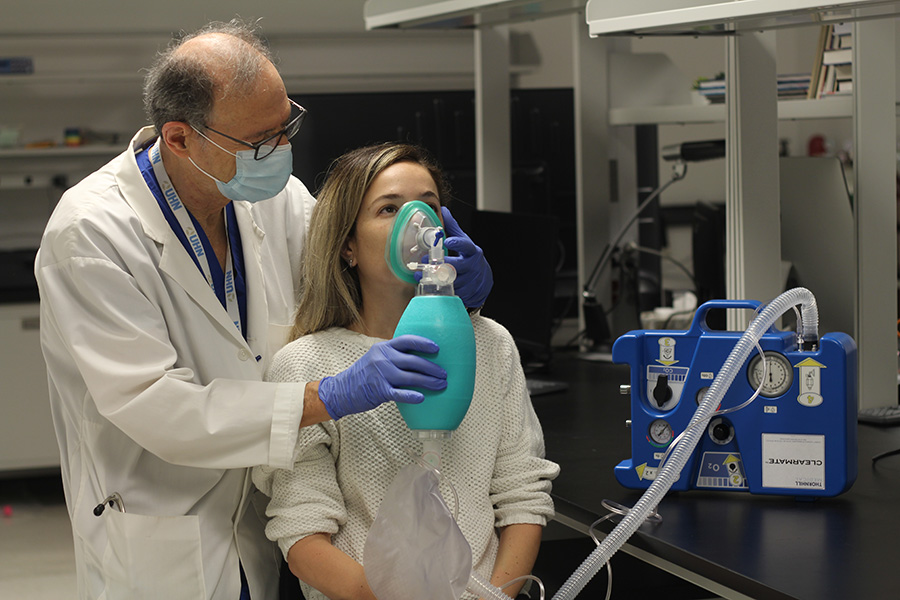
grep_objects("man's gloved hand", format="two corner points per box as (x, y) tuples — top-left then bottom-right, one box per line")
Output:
(440, 206), (493, 308)
(318, 335), (447, 420)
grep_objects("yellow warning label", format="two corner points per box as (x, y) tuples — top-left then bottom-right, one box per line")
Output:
(794, 357), (826, 368)
(635, 463), (658, 481)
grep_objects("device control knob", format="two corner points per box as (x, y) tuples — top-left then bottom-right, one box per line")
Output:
(712, 422), (731, 442)
(625, 419), (632, 428)
(652, 375), (673, 407)
(619, 384), (631, 396)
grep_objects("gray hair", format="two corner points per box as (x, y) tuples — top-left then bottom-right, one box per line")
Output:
(143, 18), (276, 132)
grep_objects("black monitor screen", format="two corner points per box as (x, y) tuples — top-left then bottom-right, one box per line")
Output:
(467, 209), (560, 369)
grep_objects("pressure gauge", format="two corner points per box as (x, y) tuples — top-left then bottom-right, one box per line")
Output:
(648, 419), (674, 447)
(747, 351), (793, 398)
(696, 387), (709, 406)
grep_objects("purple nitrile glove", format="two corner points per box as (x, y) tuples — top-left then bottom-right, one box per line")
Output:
(438, 206), (493, 308)
(318, 335), (447, 420)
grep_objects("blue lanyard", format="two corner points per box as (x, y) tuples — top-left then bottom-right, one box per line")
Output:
(137, 142), (247, 338)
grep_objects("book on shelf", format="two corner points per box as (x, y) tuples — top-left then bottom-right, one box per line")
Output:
(823, 48), (852, 65)
(832, 21), (852, 37)
(807, 25), (829, 99)
(777, 73), (811, 96)
(698, 79), (724, 90)
(693, 71), (811, 103)
(823, 79), (853, 97)
(778, 73), (811, 99)
(778, 72), (811, 83)
(0, 57), (34, 75)
(832, 64), (852, 80)
(809, 24), (853, 99)
(696, 76), (725, 103)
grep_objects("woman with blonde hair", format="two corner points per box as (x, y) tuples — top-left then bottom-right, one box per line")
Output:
(253, 142), (559, 600)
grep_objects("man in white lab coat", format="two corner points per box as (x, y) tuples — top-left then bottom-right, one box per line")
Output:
(34, 19), (492, 600)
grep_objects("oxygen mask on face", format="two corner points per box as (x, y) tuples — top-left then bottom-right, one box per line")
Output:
(386, 201), (457, 296)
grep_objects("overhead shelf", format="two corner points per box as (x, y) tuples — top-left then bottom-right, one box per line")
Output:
(586, 0), (900, 36)
(609, 96), (862, 125)
(364, 0), (584, 29)
(0, 144), (122, 159)
(0, 73), (142, 86)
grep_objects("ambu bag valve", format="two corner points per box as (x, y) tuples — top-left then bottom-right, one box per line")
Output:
(389, 202), (476, 438)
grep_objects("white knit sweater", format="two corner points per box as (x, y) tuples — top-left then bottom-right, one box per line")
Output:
(252, 315), (559, 600)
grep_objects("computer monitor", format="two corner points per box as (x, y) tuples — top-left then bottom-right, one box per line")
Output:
(466, 209), (560, 369)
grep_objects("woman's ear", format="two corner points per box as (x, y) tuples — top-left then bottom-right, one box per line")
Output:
(340, 239), (355, 266)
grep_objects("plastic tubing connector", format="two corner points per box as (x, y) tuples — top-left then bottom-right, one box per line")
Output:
(549, 287), (819, 600)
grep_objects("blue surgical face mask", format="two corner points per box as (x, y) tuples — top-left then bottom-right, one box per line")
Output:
(189, 128), (293, 203)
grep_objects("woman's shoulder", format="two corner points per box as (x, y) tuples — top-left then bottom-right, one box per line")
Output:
(471, 314), (522, 366)
(274, 328), (337, 357)
(473, 314), (516, 347)
(267, 327), (366, 382)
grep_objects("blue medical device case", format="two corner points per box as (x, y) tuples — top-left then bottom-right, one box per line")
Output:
(612, 299), (858, 498)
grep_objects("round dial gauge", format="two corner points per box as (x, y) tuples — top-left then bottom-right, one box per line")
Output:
(648, 419), (674, 447)
(696, 387), (709, 406)
(747, 351), (793, 398)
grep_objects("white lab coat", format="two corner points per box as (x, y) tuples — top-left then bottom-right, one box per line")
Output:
(35, 127), (315, 599)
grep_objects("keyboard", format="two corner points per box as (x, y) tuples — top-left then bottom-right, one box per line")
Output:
(857, 405), (900, 426)
(525, 378), (569, 397)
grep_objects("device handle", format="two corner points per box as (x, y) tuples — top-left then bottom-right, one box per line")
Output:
(687, 299), (775, 335)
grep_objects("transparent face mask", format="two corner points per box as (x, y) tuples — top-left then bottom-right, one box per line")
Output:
(385, 201), (443, 284)
(385, 200), (457, 295)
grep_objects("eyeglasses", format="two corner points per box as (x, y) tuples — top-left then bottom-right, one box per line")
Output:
(202, 98), (307, 160)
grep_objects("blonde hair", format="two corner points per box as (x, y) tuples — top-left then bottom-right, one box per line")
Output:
(291, 142), (451, 339)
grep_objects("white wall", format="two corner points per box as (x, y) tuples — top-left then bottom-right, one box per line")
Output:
(1, 0), (370, 36)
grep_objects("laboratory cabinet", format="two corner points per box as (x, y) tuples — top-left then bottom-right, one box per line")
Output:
(0, 302), (58, 472)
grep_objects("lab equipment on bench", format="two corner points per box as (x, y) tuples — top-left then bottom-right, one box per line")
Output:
(546, 288), (849, 600)
(612, 297), (857, 498)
